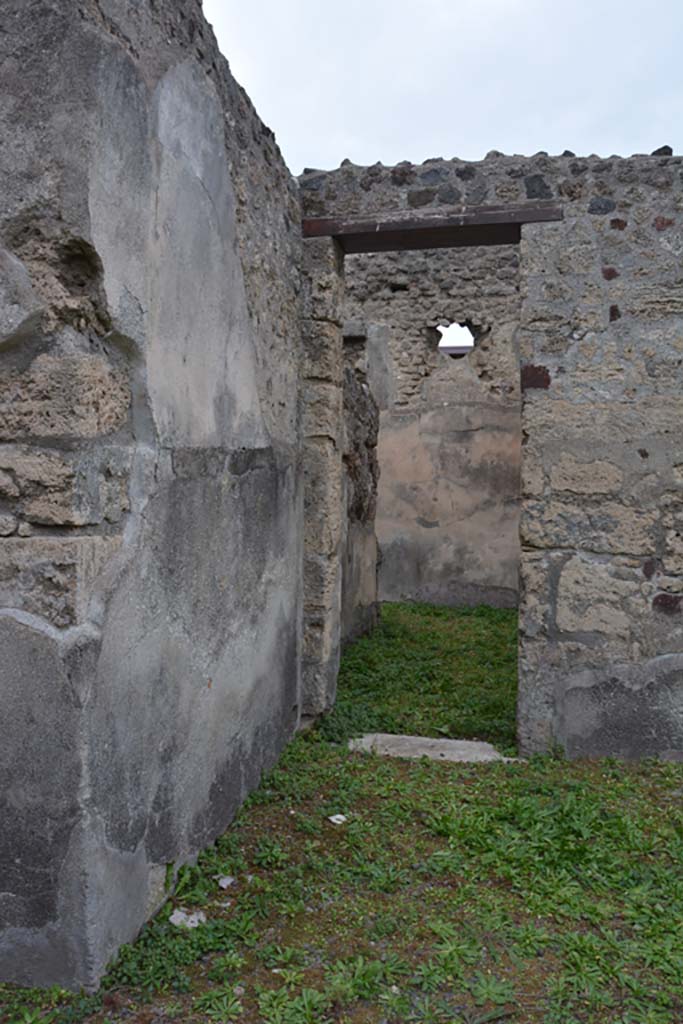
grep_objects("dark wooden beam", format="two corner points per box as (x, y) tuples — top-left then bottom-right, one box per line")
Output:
(302, 202), (563, 253)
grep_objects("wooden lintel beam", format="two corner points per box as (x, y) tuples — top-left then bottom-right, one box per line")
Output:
(302, 202), (563, 253)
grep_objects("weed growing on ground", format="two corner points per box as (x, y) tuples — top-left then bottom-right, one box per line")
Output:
(2, 604), (683, 1023)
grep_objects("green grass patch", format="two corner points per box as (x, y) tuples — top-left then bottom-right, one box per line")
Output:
(2, 603), (683, 1024)
(320, 602), (518, 750)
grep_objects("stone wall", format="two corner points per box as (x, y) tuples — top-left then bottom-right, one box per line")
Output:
(344, 246), (521, 607)
(302, 150), (683, 760)
(341, 333), (380, 643)
(300, 238), (345, 717)
(3, 0), (683, 991)
(0, 0), (302, 989)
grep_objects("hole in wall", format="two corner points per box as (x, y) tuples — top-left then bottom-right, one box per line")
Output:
(435, 320), (476, 359)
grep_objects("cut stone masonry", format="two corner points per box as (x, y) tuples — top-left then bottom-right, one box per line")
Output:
(300, 238), (345, 716)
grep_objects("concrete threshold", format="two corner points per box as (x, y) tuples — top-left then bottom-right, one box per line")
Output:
(348, 732), (517, 763)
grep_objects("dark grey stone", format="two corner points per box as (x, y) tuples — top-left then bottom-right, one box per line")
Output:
(419, 167), (449, 185)
(437, 184), (462, 204)
(524, 174), (553, 199)
(407, 188), (437, 208)
(300, 175), (326, 192)
(588, 196), (617, 214)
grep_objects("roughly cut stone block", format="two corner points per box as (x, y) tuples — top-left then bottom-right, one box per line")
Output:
(663, 514), (683, 573)
(0, 537), (121, 627)
(302, 237), (345, 324)
(0, 514), (17, 536)
(302, 319), (344, 384)
(521, 455), (545, 498)
(550, 455), (623, 494)
(521, 499), (657, 556)
(0, 248), (44, 345)
(0, 354), (130, 441)
(556, 554), (640, 638)
(17, 447), (130, 527)
(301, 382), (343, 442)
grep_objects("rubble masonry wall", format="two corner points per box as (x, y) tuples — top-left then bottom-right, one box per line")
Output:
(301, 150), (683, 759)
(345, 245), (521, 608)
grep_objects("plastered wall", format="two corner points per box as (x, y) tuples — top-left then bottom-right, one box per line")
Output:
(345, 246), (521, 607)
(0, 0), (302, 989)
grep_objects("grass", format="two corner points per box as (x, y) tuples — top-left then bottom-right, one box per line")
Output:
(321, 603), (518, 751)
(2, 603), (683, 1024)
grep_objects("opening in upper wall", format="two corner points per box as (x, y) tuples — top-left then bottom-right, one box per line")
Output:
(436, 321), (475, 359)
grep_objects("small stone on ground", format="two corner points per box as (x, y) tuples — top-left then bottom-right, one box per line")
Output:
(169, 909), (206, 929)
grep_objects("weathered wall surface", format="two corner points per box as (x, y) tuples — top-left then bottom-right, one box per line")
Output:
(302, 150), (683, 760)
(300, 238), (345, 717)
(341, 335), (380, 643)
(0, 0), (302, 989)
(3, 0), (683, 991)
(344, 247), (521, 607)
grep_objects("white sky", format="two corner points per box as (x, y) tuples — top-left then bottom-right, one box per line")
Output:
(202, 0), (682, 176)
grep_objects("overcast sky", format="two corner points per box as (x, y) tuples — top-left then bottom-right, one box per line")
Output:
(203, 0), (681, 176)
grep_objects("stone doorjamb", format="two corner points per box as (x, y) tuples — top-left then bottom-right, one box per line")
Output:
(301, 237), (346, 716)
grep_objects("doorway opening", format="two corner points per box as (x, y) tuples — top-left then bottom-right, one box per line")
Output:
(301, 200), (562, 750)
(335, 243), (522, 749)
(344, 244), (522, 610)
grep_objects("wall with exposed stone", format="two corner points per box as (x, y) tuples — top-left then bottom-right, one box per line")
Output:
(3, 0), (683, 994)
(341, 334), (380, 643)
(300, 237), (345, 718)
(301, 149), (683, 760)
(0, 0), (302, 990)
(344, 245), (521, 608)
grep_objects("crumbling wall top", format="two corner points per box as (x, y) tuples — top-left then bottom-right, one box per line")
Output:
(300, 148), (682, 220)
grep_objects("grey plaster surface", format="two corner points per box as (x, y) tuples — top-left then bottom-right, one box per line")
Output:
(0, 0), (302, 990)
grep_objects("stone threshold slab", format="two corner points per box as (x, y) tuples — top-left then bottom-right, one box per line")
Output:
(348, 732), (517, 763)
